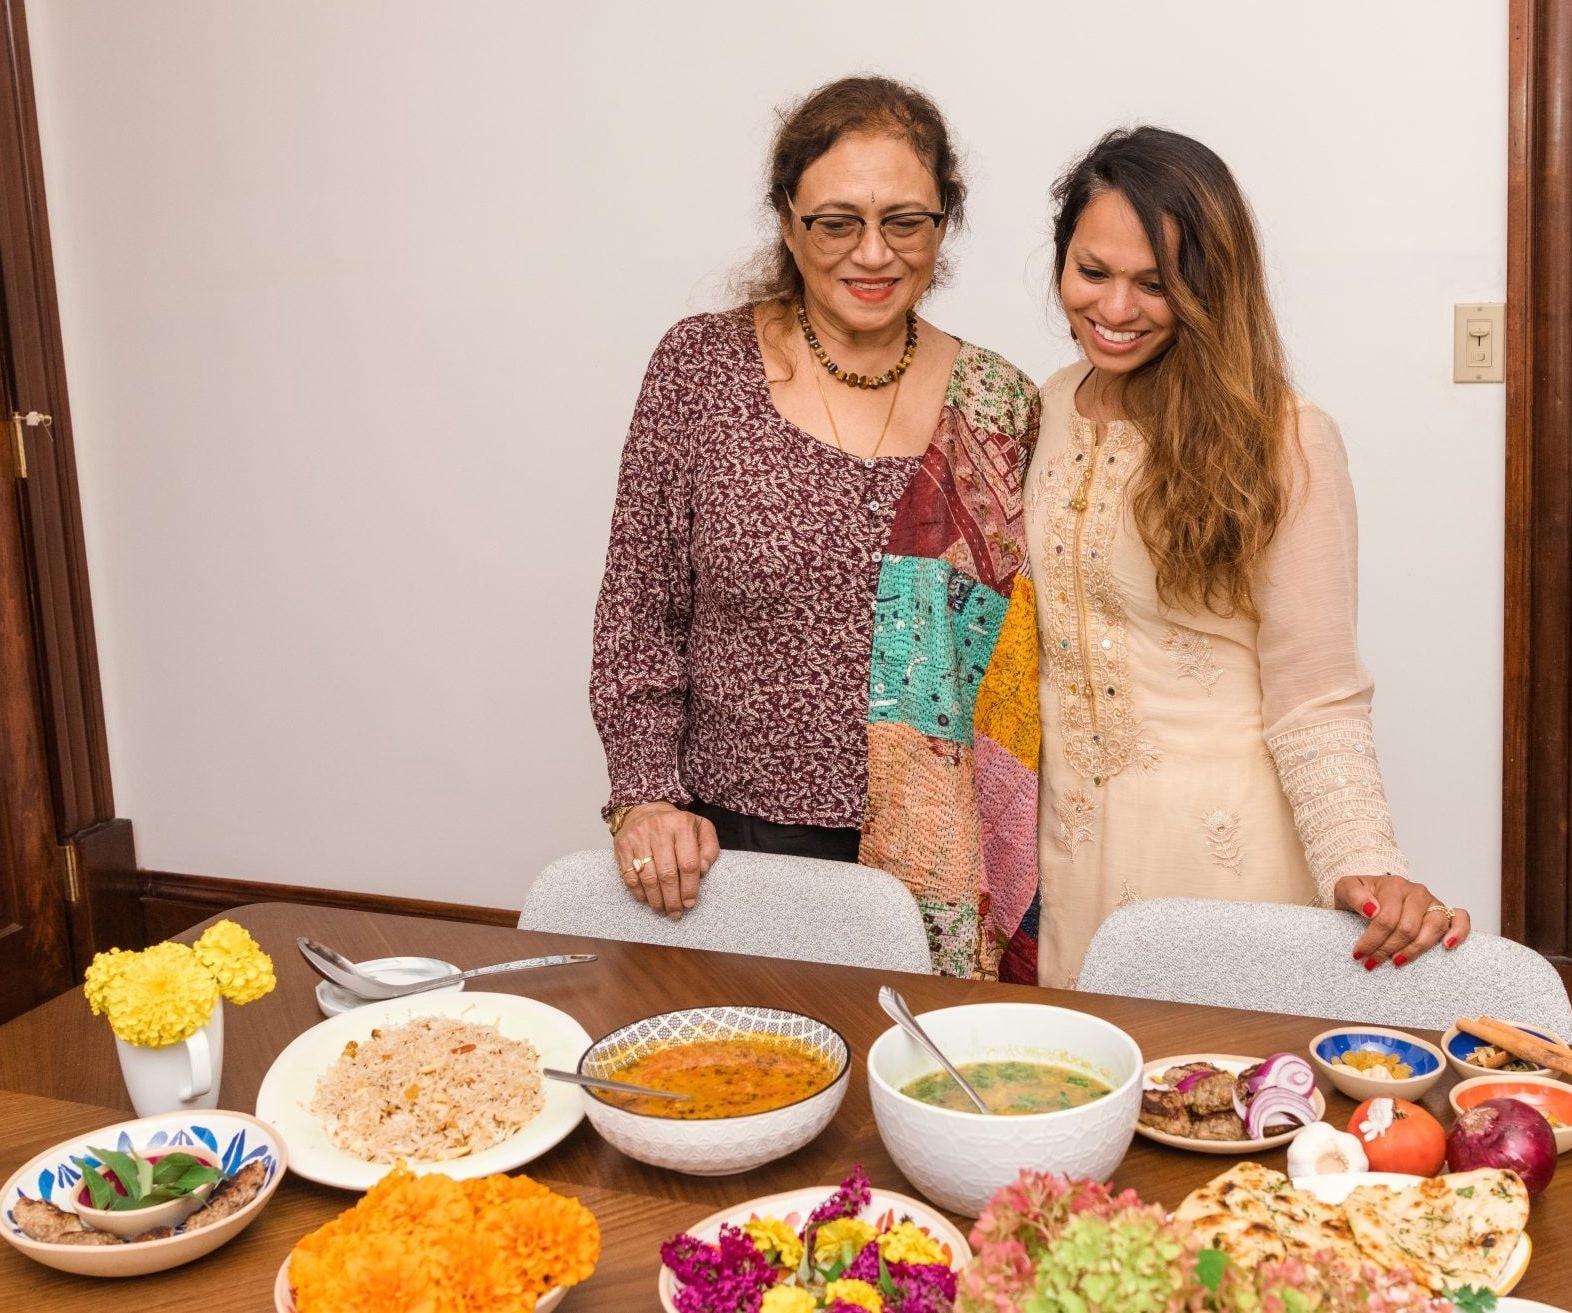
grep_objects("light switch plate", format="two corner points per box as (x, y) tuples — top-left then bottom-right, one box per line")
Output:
(1454, 302), (1505, 383)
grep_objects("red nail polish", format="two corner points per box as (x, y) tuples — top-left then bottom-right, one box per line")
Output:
(1393, 954), (1407, 966)
(1362, 901), (1377, 917)
(1352, 950), (1364, 960)
(1445, 936), (1457, 949)
(1364, 957), (1378, 971)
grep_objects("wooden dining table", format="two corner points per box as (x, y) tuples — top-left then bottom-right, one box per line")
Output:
(1, 902), (1568, 1309)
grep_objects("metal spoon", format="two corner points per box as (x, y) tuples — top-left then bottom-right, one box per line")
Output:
(877, 984), (991, 1115)
(297, 937), (596, 1000)
(542, 1067), (692, 1102)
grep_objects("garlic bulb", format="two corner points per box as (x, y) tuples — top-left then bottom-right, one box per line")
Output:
(1286, 1120), (1370, 1178)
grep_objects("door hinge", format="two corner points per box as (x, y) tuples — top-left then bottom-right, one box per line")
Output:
(58, 840), (82, 904)
(8, 410), (52, 480)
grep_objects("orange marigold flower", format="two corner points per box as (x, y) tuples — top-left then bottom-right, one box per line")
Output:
(287, 1169), (597, 1313)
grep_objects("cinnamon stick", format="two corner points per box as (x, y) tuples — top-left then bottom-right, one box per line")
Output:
(1457, 1016), (1572, 1077)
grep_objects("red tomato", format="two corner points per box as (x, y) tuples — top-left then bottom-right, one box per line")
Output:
(1347, 1097), (1447, 1176)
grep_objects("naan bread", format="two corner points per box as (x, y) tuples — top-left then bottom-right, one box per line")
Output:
(1173, 1162), (1361, 1268)
(1342, 1169), (1529, 1293)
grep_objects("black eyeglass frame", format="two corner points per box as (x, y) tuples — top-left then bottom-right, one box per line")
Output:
(782, 192), (947, 247)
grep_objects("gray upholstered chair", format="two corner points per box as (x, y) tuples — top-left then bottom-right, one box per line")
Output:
(518, 848), (934, 974)
(1076, 897), (1572, 1033)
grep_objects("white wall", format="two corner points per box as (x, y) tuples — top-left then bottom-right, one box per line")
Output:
(25, 1), (1507, 926)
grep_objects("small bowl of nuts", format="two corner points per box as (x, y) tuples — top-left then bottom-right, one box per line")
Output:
(1308, 1026), (1445, 1103)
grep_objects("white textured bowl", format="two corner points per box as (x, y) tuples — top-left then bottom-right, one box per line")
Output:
(578, 1005), (849, 1175)
(868, 1002), (1143, 1217)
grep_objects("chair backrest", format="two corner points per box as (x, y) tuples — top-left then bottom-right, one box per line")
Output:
(518, 849), (934, 974)
(1076, 897), (1572, 1034)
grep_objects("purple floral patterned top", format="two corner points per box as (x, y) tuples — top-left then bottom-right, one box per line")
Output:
(592, 307), (921, 825)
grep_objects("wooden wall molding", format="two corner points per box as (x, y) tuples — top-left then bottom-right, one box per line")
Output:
(135, 871), (518, 946)
(1502, 0), (1572, 991)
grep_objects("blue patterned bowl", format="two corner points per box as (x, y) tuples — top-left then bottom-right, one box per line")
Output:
(1308, 1026), (1444, 1102)
(1, 1109), (286, 1277)
(1442, 1021), (1566, 1082)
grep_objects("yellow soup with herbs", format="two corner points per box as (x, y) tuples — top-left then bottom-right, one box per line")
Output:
(599, 1034), (839, 1119)
(900, 1060), (1111, 1115)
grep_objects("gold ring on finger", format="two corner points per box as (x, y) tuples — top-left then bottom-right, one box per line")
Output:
(1426, 901), (1455, 921)
(631, 856), (654, 873)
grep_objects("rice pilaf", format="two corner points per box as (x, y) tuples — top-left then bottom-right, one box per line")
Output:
(309, 1014), (544, 1162)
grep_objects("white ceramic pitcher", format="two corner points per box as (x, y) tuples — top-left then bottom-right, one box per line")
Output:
(114, 998), (225, 1116)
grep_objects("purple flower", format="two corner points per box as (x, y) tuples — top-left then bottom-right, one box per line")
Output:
(807, 1166), (873, 1227)
(840, 1244), (956, 1312)
(661, 1227), (774, 1313)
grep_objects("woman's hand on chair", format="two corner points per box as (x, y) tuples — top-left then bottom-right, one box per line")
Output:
(1334, 873), (1471, 969)
(614, 803), (719, 920)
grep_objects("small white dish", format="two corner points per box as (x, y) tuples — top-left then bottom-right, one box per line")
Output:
(314, 955), (463, 1017)
(69, 1143), (222, 1238)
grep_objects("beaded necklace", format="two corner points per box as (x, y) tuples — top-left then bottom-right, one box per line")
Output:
(796, 302), (918, 389)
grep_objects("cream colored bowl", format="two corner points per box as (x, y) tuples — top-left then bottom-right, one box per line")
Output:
(1, 1110), (285, 1278)
(868, 1001), (1143, 1217)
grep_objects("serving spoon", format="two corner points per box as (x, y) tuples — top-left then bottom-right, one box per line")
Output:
(542, 1068), (692, 1102)
(877, 984), (991, 1115)
(297, 936), (596, 1000)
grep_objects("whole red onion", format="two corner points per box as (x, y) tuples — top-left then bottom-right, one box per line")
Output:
(1445, 1097), (1558, 1196)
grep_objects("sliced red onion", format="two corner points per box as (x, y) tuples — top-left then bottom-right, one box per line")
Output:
(1249, 1052), (1316, 1099)
(1243, 1086), (1317, 1139)
(1174, 1069), (1215, 1093)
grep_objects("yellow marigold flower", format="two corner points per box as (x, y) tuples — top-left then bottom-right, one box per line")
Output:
(814, 1217), (876, 1265)
(193, 919), (276, 1005)
(83, 948), (128, 1015)
(100, 942), (218, 1047)
(823, 1277), (884, 1311)
(761, 1286), (818, 1313)
(876, 1219), (947, 1266)
(743, 1216), (804, 1270)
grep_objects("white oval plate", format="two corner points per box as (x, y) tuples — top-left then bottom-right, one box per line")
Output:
(656, 1186), (971, 1313)
(255, 991), (592, 1190)
(1293, 1171), (1530, 1296)
(1136, 1053), (1324, 1155)
(314, 955), (464, 1017)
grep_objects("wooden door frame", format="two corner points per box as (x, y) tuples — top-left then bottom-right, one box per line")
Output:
(1502, 0), (1572, 987)
(0, 0), (138, 977)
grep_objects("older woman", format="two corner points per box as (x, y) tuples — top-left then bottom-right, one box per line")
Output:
(1028, 126), (1470, 987)
(591, 76), (1041, 979)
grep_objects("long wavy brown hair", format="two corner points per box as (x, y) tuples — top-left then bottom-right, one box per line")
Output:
(1052, 127), (1297, 620)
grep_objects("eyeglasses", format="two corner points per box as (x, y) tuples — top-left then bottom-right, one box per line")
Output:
(787, 197), (946, 254)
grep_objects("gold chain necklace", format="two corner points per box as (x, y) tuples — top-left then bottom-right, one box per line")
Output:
(796, 302), (918, 388)
(812, 357), (903, 466)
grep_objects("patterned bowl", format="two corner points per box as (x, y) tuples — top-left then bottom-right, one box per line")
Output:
(1441, 1021), (1567, 1082)
(1308, 1026), (1445, 1102)
(867, 1001), (1143, 1217)
(1, 1109), (285, 1278)
(577, 1005), (849, 1175)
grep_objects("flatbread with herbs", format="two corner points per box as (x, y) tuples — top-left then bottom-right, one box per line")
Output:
(1173, 1162), (1361, 1267)
(1341, 1168), (1528, 1292)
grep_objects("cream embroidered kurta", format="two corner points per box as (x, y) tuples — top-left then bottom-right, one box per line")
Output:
(1025, 363), (1408, 988)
